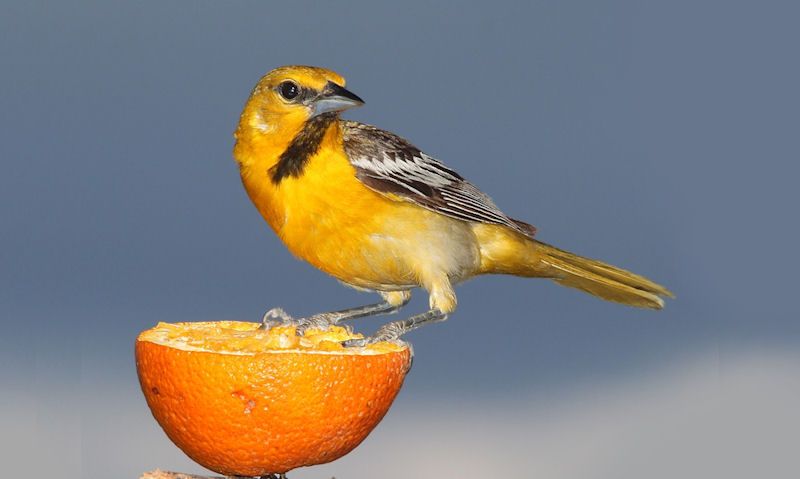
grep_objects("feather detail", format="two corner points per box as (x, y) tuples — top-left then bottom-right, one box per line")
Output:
(342, 121), (536, 238)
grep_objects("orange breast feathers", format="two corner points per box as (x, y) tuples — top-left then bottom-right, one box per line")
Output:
(236, 120), (443, 290)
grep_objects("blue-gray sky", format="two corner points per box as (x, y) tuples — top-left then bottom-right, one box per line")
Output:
(1, 1), (798, 478)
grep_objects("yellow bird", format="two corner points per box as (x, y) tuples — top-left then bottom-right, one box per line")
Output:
(233, 65), (672, 345)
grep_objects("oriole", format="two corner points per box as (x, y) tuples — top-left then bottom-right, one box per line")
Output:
(233, 65), (672, 344)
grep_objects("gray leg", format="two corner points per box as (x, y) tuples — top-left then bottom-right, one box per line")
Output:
(343, 309), (449, 347)
(259, 291), (412, 333)
(294, 299), (407, 335)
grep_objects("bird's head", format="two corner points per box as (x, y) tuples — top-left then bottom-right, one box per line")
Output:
(235, 65), (363, 140)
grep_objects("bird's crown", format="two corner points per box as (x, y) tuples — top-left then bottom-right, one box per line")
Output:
(255, 65), (347, 96)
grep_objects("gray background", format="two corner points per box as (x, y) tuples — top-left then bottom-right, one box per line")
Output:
(1, 1), (798, 478)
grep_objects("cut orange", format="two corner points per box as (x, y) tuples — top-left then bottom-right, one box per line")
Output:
(136, 321), (412, 476)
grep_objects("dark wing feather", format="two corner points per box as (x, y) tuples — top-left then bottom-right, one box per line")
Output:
(342, 121), (536, 238)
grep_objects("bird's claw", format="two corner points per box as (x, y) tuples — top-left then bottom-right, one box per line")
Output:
(259, 307), (294, 330)
(341, 325), (398, 347)
(261, 309), (347, 336)
(294, 313), (338, 336)
(341, 337), (370, 348)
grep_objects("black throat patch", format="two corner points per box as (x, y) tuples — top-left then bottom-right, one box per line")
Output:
(270, 113), (336, 184)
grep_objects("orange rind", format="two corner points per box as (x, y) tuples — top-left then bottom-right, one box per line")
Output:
(136, 321), (411, 476)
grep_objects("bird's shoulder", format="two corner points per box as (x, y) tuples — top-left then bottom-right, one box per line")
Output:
(339, 120), (536, 238)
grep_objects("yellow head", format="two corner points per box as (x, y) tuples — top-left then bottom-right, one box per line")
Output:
(235, 65), (363, 142)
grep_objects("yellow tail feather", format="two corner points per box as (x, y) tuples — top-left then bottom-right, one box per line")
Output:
(474, 224), (672, 309)
(532, 241), (673, 309)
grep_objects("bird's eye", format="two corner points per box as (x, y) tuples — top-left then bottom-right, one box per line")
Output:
(278, 81), (300, 100)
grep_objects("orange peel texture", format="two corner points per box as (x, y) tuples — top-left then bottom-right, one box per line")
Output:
(136, 321), (412, 476)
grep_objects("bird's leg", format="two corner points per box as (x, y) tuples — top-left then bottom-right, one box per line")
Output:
(295, 291), (411, 335)
(259, 291), (411, 333)
(260, 303), (395, 332)
(295, 301), (398, 332)
(342, 308), (448, 347)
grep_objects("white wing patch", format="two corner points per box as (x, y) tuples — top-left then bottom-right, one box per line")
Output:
(342, 121), (536, 238)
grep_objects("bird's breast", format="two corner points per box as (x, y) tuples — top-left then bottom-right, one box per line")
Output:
(240, 145), (481, 289)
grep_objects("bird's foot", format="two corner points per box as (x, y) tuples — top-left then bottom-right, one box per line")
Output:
(294, 312), (342, 336)
(259, 307), (295, 330)
(341, 322), (403, 347)
(260, 308), (345, 336)
(341, 309), (448, 347)
(341, 337), (375, 347)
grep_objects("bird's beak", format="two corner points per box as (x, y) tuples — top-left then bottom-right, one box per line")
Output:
(312, 81), (364, 117)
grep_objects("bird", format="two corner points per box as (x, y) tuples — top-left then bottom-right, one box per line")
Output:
(233, 65), (672, 345)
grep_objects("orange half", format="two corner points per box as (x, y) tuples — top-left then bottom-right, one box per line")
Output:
(136, 321), (412, 476)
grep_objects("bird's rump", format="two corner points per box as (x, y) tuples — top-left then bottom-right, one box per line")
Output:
(342, 121), (536, 238)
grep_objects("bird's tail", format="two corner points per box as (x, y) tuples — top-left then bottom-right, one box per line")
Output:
(528, 241), (673, 309)
(475, 225), (673, 309)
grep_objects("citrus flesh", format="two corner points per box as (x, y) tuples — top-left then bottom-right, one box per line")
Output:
(136, 321), (411, 476)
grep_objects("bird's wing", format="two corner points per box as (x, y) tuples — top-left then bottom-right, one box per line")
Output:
(342, 121), (536, 238)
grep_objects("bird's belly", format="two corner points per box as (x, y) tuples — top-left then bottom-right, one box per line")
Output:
(279, 197), (481, 291)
